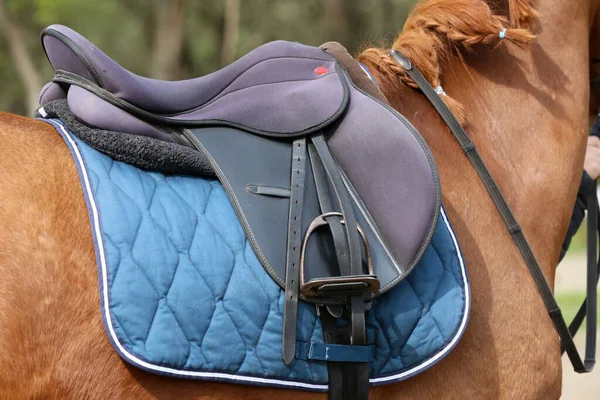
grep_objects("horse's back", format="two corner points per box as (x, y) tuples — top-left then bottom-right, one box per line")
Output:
(0, 113), (104, 398)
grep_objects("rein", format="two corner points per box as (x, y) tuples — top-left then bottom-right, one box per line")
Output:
(389, 50), (598, 373)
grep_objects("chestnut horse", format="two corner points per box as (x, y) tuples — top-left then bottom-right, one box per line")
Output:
(0, 0), (597, 398)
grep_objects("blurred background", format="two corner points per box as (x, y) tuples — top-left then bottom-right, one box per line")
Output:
(0, 0), (416, 115)
(0, 0), (597, 397)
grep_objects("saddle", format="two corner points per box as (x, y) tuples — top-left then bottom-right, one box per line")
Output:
(40, 25), (441, 399)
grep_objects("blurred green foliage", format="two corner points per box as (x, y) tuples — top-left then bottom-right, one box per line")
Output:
(0, 0), (418, 115)
(567, 219), (588, 254)
(556, 292), (600, 326)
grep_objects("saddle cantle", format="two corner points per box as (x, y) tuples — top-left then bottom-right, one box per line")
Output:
(39, 25), (443, 398)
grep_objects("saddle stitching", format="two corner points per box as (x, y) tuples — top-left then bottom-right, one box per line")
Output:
(42, 28), (104, 88)
(339, 77), (442, 290)
(167, 56), (341, 118)
(336, 168), (405, 280)
(183, 131), (285, 287)
(168, 75), (340, 119)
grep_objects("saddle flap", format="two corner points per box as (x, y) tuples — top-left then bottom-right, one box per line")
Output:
(188, 76), (440, 295)
(190, 126), (405, 294)
(327, 79), (440, 287)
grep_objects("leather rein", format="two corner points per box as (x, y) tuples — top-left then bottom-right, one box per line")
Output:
(389, 51), (598, 373)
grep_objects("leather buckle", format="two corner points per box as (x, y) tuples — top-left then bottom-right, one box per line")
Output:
(299, 212), (380, 298)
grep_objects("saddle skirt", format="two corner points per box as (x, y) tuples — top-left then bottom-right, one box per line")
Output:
(43, 119), (470, 390)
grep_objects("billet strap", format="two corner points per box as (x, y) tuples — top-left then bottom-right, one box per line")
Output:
(389, 49), (597, 373)
(282, 138), (308, 364)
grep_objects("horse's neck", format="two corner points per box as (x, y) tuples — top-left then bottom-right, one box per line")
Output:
(377, 0), (593, 287)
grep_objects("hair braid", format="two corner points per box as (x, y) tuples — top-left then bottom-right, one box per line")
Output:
(510, 0), (539, 28)
(357, 0), (537, 123)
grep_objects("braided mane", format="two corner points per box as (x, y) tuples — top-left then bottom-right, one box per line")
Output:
(358, 0), (538, 119)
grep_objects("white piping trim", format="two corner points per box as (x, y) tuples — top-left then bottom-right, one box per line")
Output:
(50, 121), (328, 391)
(50, 119), (470, 390)
(369, 207), (470, 384)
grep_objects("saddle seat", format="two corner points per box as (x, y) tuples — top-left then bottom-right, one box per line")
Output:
(41, 25), (346, 136)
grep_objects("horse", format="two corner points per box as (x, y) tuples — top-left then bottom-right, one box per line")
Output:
(0, 0), (597, 398)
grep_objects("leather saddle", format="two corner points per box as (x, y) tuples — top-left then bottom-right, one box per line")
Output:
(40, 25), (441, 398)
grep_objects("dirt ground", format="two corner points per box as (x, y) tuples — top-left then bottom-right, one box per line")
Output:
(556, 253), (599, 399)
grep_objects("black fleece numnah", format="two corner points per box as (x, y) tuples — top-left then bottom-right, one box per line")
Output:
(36, 100), (215, 177)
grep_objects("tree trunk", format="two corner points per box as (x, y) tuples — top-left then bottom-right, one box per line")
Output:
(150, 0), (187, 80)
(320, 0), (350, 44)
(221, 0), (240, 66)
(0, 0), (44, 113)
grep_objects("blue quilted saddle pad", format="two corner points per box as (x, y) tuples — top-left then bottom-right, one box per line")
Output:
(46, 119), (470, 392)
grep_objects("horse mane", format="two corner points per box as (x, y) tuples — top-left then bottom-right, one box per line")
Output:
(357, 0), (538, 120)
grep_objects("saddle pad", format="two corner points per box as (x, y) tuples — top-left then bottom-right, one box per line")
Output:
(44, 118), (470, 391)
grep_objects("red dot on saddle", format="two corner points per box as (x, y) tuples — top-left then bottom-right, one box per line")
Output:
(314, 66), (328, 75)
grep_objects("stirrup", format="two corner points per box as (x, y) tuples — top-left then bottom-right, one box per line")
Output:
(299, 212), (380, 298)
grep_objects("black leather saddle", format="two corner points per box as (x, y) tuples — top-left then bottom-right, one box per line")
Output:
(39, 24), (441, 399)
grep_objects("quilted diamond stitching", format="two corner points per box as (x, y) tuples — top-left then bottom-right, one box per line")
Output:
(101, 160), (213, 360)
(66, 129), (469, 385)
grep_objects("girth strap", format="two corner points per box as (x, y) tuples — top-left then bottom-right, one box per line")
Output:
(320, 307), (370, 400)
(282, 132), (373, 398)
(390, 49), (597, 373)
(282, 138), (308, 364)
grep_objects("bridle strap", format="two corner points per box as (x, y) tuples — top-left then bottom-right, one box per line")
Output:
(390, 49), (597, 373)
